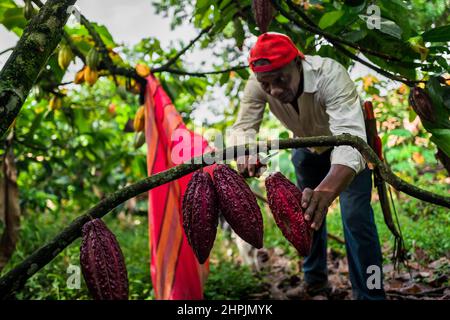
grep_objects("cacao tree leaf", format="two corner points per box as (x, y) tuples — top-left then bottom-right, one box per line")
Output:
(318, 10), (344, 29)
(422, 25), (450, 43)
(430, 129), (450, 157)
(1, 7), (26, 30)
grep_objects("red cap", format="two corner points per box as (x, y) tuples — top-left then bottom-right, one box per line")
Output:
(249, 33), (305, 73)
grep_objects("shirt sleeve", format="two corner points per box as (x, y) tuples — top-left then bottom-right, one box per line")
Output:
(318, 59), (367, 174)
(227, 74), (267, 147)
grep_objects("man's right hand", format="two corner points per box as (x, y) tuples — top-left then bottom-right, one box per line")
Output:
(237, 155), (265, 178)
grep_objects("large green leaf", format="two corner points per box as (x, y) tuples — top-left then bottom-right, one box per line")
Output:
(1, 7), (26, 31)
(422, 25), (450, 43)
(318, 10), (344, 29)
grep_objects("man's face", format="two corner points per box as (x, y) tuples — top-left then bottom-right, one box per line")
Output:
(254, 59), (301, 104)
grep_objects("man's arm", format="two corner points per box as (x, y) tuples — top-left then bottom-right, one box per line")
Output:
(230, 74), (268, 177)
(302, 59), (367, 230)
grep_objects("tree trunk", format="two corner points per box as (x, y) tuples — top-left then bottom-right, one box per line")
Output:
(0, 0), (77, 138)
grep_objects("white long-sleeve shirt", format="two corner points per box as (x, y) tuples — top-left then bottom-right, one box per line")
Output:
(230, 55), (367, 174)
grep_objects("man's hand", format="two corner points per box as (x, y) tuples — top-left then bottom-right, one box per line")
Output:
(237, 155), (266, 178)
(301, 164), (356, 231)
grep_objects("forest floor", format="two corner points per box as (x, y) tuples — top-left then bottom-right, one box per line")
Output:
(240, 247), (450, 300)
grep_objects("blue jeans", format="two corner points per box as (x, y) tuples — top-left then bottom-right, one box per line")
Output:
(292, 147), (386, 300)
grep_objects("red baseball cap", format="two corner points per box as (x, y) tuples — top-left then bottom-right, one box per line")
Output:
(249, 33), (305, 73)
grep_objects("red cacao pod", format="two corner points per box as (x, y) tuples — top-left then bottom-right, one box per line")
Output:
(182, 170), (219, 264)
(252, 0), (274, 33)
(265, 172), (312, 256)
(80, 218), (129, 300)
(408, 86), (435, 122)
(213, 164), (264, 248)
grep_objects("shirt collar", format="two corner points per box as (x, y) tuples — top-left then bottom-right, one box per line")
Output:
(300, 55), (318, 93)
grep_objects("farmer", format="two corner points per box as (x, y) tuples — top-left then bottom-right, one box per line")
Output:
(231, 32), (385, 300)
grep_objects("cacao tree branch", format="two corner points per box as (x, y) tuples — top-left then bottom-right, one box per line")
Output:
(153, 65), (248, 77)
(153, 25), (213, 72)
(0, 134), (448, 299)
(271, 0), (421, 85)
(0, 0), (77, 138)
(0, 47), (15, 57)
(282, 0), (403, 63)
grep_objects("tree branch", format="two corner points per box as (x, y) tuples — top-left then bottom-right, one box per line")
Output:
(153, 25), (213, 72)
(153, 65), (248, 77)
(0, 47), (15, 57)
(0, 134), (448, 299)
(271, 0), (420, 85)
(0, 0), (77, 138)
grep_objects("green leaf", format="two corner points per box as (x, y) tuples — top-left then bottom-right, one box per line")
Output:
(1, 7), (26, 30)
(318, 11), (344, 29)
(422, 25), (450, 43)
(430, 129), (450, 157)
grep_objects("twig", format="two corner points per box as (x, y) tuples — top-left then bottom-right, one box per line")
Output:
(0, 47), (14, 56)
(153, 25), (212, 72)
(154, 65), (247, 77)
(0, 134), (448, 299)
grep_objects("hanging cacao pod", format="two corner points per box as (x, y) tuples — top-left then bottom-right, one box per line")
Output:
(80, 218), (129, 300)
(133, 106), (145, 132)
(213, 164), (264, 248)
(84, 66), (99, 86)
(408, 86), (435, 123)
(23, 0), (34, 20)
(252, 0), (274, 33)
(135, 63), (151, 77)
(182, 170), (219, 264)
(86, 47), (100, 70)
(74, 67), (86, 84)
(58, 44), (74, 70)
(265, 172), (312, 257)
(49, 96), (62, 111)
(133, 131), (146, 149)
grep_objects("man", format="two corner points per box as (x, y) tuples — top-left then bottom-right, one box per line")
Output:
(231, 33), (385, 300)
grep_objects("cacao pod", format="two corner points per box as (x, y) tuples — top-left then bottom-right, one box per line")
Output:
(84, 66), (99, 86)
(23, 0), (34, 20)
(58, 44), (74, 70)
(265, 172), (312, 256)
(182, 170), (219, 264)
(133, 106), (145, 132)
(86, 47), (100, 70)
(49, 96), (62, 111)
(135, 63), (151, 77)
(74, 67), (86, 84)
(80, 218), (129, 300)
(133, 131), (146, 149)
(213, 164), (263, 248)
(252, 0), (274, 33)
(409, 86), (435, 123)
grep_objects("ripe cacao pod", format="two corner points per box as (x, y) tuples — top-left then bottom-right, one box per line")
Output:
(133, 106), (145, 132)
(80, 218), (129, 300)
(182, 170), (219, 264)
(84, 66), (99, 86)
(58, 44), (74, 70)
(265, 172), (312, 256)
(74, 67), (86, 84)
(408, 86), (435, 123)
(252, 0), (274, 33)
(135, 63), (151, 77)
(86, 48), (100, 70)
(213, 164), (263, 248)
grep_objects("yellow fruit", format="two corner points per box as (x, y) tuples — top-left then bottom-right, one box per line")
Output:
(49, 96), (62, 110)
(74, 67), (85, 84)
(133, 106), (145, 132)
(58, 44), (74, 70)
(135, 64), (151, 77)
(84, 66), (99, 86)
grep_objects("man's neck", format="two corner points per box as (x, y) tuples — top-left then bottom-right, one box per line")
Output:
(289, 67), (304, 113)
